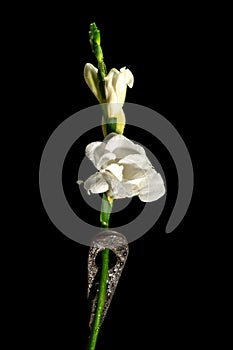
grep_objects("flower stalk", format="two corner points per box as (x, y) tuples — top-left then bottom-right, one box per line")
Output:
(87, 22), (114, 350)
(84, 21), (165, 350)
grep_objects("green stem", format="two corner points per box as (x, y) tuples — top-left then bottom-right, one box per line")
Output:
(87, 249), (109, 350)
(87, 195), (113, 350)
(87, 23), (114, 350)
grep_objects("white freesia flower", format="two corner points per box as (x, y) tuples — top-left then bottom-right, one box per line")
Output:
(79, 133), (165, 202)
(84, 64), (134, 135)
(84, 64), (134, 106)
(104, 67), (134, 119)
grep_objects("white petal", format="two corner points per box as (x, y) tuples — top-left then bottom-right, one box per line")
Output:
(104, 163), (124, 181)
(103, 132), (118, 141)
(121, 178), (142, 197)
(96, 152), (116, 170)
(120, 67), (134, 88)
(115, 71), (128, 104)
(104, 68), (133, 106)
(113, 68), (134, 104)
(83, 63), (102, 103)
(85, 141), (102, 165)
(85, 142), (106, 169)
(85, 141), (102, 159)
(106, 103), (124, 119)
(119, 154), (153, 180)
(104, 68), (120, 104)
(121, 163), (146, 180)
(103, 172), (132, 199)
(84, 172), (109, 195)
(131, 143), (147, 156)
(105, 134), (144, 158)
(124, 177), (144, 187)
(138, 172), (166, 202)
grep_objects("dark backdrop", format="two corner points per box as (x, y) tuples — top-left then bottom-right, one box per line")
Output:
(30, 6), (207, 349)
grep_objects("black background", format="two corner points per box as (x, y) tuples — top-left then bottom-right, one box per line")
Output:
(26, 5), (211, 349)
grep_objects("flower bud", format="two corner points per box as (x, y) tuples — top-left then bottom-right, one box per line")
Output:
(84, 64), (134, 136)
(95, 45), (103, 63)
(84, 63), (102, 103)
(94, 29), (101, 46)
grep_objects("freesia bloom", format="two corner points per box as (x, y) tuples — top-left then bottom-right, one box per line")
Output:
(84, 64), (134, 135)
(79, 133), (165, 202)
(84, 63), (134, 106)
